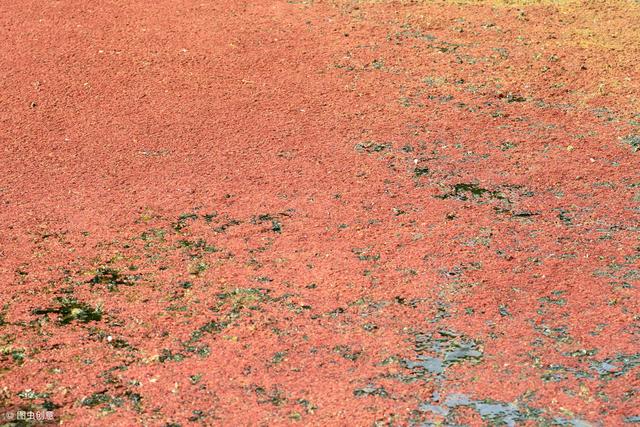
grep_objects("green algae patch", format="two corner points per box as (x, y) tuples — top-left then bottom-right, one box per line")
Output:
(33, 298), (103, 325)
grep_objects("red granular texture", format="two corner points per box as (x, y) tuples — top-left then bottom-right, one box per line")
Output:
(1, 0), (639, 425)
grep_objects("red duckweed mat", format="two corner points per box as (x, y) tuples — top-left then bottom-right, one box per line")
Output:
(1, 0), (639, 425)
